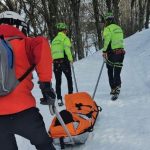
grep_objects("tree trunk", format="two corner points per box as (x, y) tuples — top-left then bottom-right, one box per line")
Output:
(145, 0), (150, 29)
(106, 0), (112, 11)
(92, 0), (103, 49)
(70, 0), (84, 60)
(112, 0), (120, 24)
(41, 0), (58, 41)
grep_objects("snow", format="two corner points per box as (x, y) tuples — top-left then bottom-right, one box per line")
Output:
(16, 28), (150, 150)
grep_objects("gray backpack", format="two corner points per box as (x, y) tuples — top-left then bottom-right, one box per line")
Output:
(0, 36), (35, 96)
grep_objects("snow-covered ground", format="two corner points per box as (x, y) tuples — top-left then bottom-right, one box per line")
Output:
(17, 28), (150, 150)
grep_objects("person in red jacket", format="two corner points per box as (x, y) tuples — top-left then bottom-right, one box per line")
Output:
(0, 11), (56, 150)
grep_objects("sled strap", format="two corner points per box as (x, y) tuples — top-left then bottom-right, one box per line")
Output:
(59, 137), (65, 149)
(75, 103), (92, 110)
(84, 123), (94, 132)
(75, 103), (99, 113)
(86, 111), (95, 118)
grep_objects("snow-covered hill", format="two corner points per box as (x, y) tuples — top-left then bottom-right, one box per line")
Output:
(17, 28), (150, 150)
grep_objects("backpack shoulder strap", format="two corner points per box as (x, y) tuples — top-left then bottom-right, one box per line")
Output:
(18, 64), (35, 82)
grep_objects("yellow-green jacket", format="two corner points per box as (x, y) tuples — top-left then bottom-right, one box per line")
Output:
(103, 24), (124, 52)
(51, 32), (73, 61)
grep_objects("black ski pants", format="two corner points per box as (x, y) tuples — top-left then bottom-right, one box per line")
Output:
(0, 107), (55, 150)
(106, 51), (125, 89)
(53, 59), (73, 99)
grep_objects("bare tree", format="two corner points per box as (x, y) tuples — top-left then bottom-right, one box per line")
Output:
(70, 0), (84, 60)
(0, 0), (150, 59)
(145, 0), (150, 29)
(138, 0), (147, 31)
(106, 0), (112, 11)
(40, 0), (58, 40)
(112, 0), (120, 24)
(92, 0), (103, 49)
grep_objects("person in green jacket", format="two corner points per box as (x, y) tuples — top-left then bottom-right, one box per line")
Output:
(102, 12), (125, 96)
(51, 23), (73, 106)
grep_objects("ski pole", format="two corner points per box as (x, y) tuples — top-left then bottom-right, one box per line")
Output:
(54, 107), (74, 144)
(71, 63), (78, 92)
(92, 61), (105, 99)
(49, 105), (75, 145)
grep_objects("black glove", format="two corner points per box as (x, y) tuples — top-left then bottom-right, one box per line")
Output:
(39, 82), (56, 105)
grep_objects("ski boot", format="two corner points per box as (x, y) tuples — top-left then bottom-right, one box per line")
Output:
(111, 86), (121, 101)
(115, 85), (121, 94)
(110, 85), (121, 95)
(58, 98), (64, 106)
(110, 89), (116, 95)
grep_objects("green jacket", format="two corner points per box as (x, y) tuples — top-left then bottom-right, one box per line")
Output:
(103, 24), (124, 52)
(51, 32), (73, 61)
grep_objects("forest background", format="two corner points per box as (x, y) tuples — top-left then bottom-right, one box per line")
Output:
(0, 0), (149, 60)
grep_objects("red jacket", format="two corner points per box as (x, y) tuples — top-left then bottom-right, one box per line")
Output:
(0, 25), (52, 115)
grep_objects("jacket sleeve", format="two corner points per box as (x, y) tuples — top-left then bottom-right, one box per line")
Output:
(64, 38), (73, 61)
(30, 36), (52, 82)
(103, 27), (111, 52)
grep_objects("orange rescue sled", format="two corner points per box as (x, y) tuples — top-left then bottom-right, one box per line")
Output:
(49, 92), (102, 146)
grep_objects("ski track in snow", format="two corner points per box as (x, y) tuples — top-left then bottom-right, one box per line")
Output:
(17, 28), (150, 150)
